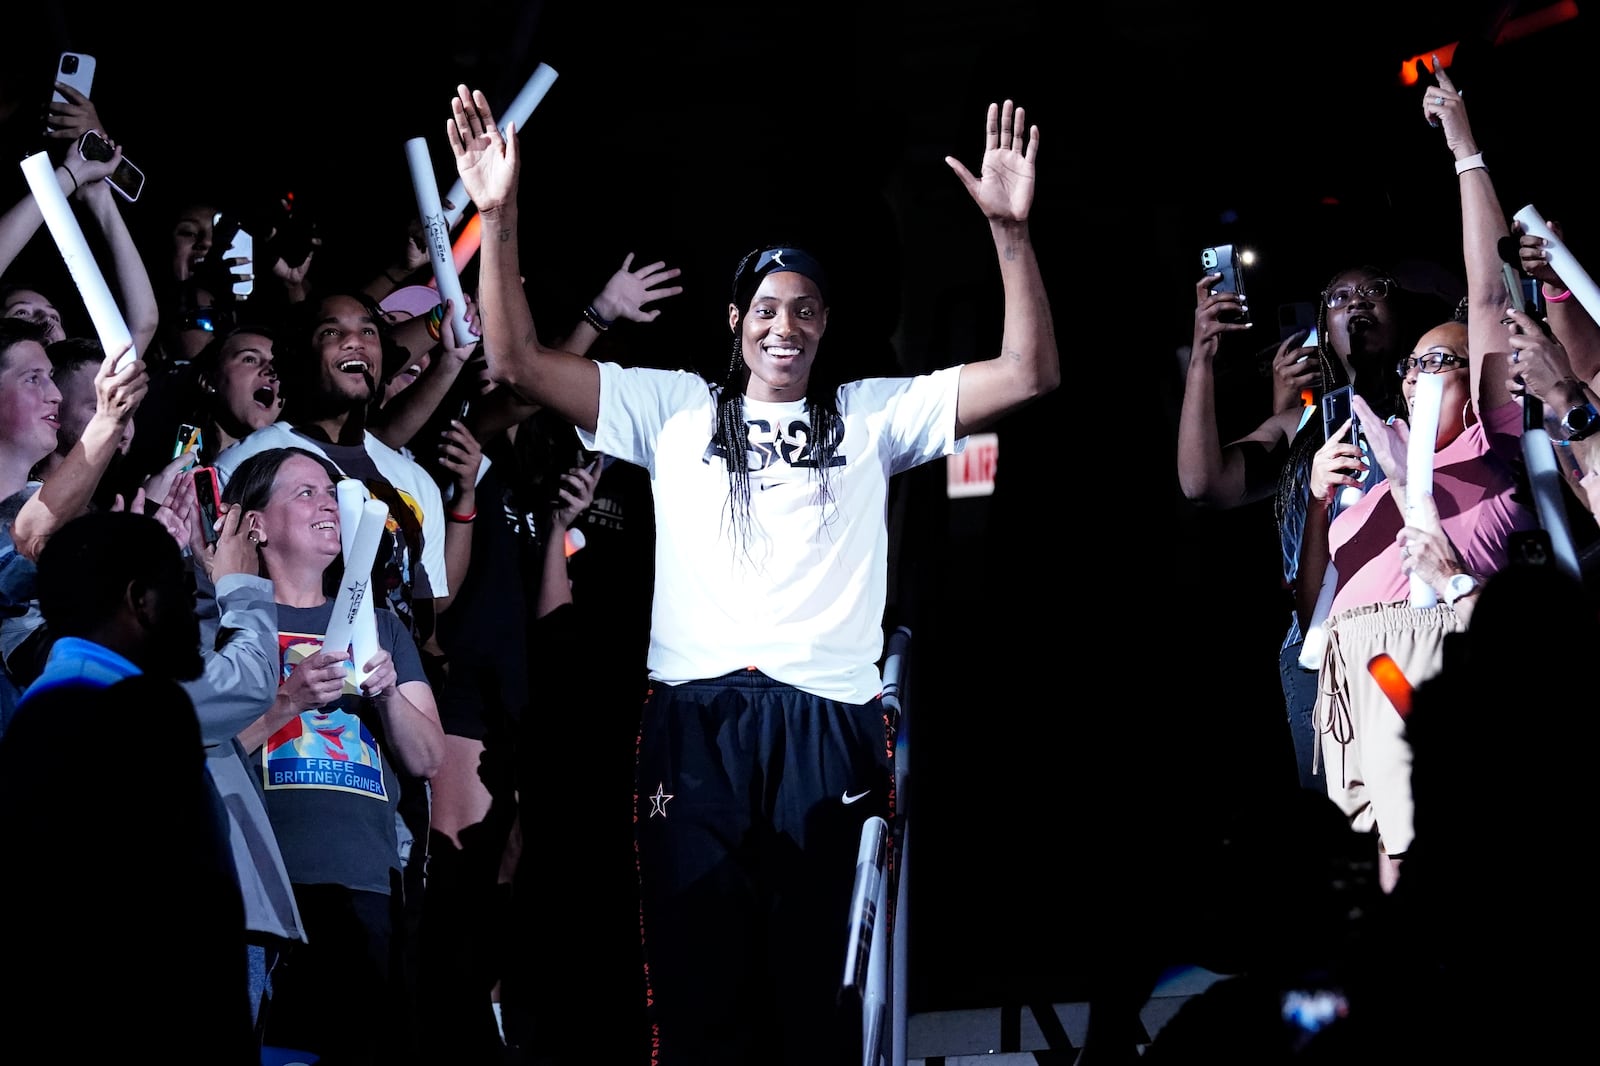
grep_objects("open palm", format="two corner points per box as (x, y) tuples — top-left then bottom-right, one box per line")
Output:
(946, 100), (1038, 223)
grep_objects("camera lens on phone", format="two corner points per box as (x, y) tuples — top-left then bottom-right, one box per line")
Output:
(61, 56), (78, 74)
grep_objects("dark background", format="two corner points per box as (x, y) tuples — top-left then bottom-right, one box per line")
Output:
(6, 0), (1597, 1016)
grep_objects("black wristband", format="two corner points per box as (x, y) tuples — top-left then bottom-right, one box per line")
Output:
(582, 304), (613, 332)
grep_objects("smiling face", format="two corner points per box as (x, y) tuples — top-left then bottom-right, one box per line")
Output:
(251, 454), (342, 575)
(1401, 322), (1472, 450)
(0, 339), (62, 464)
(207, 331), (281, 432)
(309, 295), (381, 408)
(729, 271), (829, 402)
(171, 203), (217, 282)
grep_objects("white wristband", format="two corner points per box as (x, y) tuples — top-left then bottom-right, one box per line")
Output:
(1454, 153), (1486, 175)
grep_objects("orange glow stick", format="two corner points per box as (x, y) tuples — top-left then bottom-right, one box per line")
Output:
(1368, 653), (1413, 719)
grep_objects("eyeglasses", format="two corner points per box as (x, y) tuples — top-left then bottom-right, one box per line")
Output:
(1396, 350), (1469, 377)
(1324, 278), (1397, 309)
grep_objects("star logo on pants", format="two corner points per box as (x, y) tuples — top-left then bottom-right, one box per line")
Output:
(648, 782), (674, 819)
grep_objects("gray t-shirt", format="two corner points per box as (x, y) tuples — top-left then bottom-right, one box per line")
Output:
(261, 599), (424, 894)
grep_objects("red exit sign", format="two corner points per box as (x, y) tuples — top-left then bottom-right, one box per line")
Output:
(947, 432), (999, 498)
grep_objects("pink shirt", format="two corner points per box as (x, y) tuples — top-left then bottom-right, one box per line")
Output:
(1328, 401), (1536, 615)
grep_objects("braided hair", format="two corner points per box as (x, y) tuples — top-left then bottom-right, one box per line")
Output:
(716, 245), (845, 553)
(1272, 266), (1417, 582)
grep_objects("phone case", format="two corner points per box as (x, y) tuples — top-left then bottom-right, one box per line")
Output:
(1201, 244), (1250, 324)
(1320, 386), (1369, 519)
(51, 52), (95, 106)
(106, 156), (144, 203)
(76, 130), (144, 203)
(172, 424), (203, 461)
(194, 467), (223, 545)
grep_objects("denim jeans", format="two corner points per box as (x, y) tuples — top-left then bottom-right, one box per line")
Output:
(1280, 640), (1322, 791)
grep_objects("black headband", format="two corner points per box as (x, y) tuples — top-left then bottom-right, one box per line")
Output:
(732, 246), (831, 313)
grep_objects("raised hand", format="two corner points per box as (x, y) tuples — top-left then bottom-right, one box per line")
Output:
(945, 99), (1038, 224)
(271, 235), (321, 288)
(551, 455), (602, 530)
(1513, 219), (1568, 293)
(1270, 332), (1319, 414)
(188, 496), (257, 583)
(448, 85), (519, 215)
(63, 135), (124, 196)
(593, 253), (684, 325)
(1422, 57), (1477, 156)
(1309, 419), (1367, 503)
(1504, 308), (1577, 402)
(1191, 273), (1252, 362)
(93, 344), (148, 429)
(437, 418), (483, 500)
(43, 83), (104, 146)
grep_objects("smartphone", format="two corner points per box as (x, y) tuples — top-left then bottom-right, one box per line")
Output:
(193, 466), (223, 547)
(264, 191), (317, 270)
(172, 423), (204, 462)
(1322, 384), (1355, 442)
(212, 213), (255, 300)
(1294, 326), (1320, 364)
(1321, 384), (1367, 518)
(76, 129), (144, 203)
(1503, 262), (1527, 318)
(50, 52), (95, 111)
(1201, 244), (1251, 325)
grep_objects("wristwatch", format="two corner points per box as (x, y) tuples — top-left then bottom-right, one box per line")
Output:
(1561, 401), (1600, 441)
(1443, 572), (1479, 607)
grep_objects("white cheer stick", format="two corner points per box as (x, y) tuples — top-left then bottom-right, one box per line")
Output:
(1513, 206), (1600, 325)
(406, 138), (474, 344)
(20, 152), (136, 372)
(324, 497), (389, 687)
(336, 480), (384, 683)
(1405, 373), (1444, 607)
(1522, 426), (1583, 582)
(337, 478), (369, 561)
(442, 63), (559, 231)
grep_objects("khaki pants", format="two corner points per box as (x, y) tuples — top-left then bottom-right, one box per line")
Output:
(1316, 599), (1463, 857)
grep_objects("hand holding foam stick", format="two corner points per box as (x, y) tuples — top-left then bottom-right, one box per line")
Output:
(328, 487), (388, 687)
(1514, 206), (1600, 324)
(20, 152), (135, 371)
(1405, 373), (1444, 607)
(406, 138), (474, 345)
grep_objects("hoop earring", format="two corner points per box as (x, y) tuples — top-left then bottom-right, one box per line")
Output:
(1462, 398), (1477, 428)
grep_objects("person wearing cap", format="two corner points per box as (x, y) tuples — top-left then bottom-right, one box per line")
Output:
(450, 85), (1059, 1064)
(375, 284), (450, 409)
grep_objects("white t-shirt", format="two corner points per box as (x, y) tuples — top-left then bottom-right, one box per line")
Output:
(580, 362), (965, 704)
(212, 423), (449, 600)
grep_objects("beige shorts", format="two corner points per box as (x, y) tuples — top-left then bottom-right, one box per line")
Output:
(1315, 599), (1463, 857)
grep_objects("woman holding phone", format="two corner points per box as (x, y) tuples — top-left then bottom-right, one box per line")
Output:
(1300, 60), (1536, 893)
(1181, 251), (1453, 793)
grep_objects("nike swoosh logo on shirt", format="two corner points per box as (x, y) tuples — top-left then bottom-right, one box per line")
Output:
(841, 789), (871, 805)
